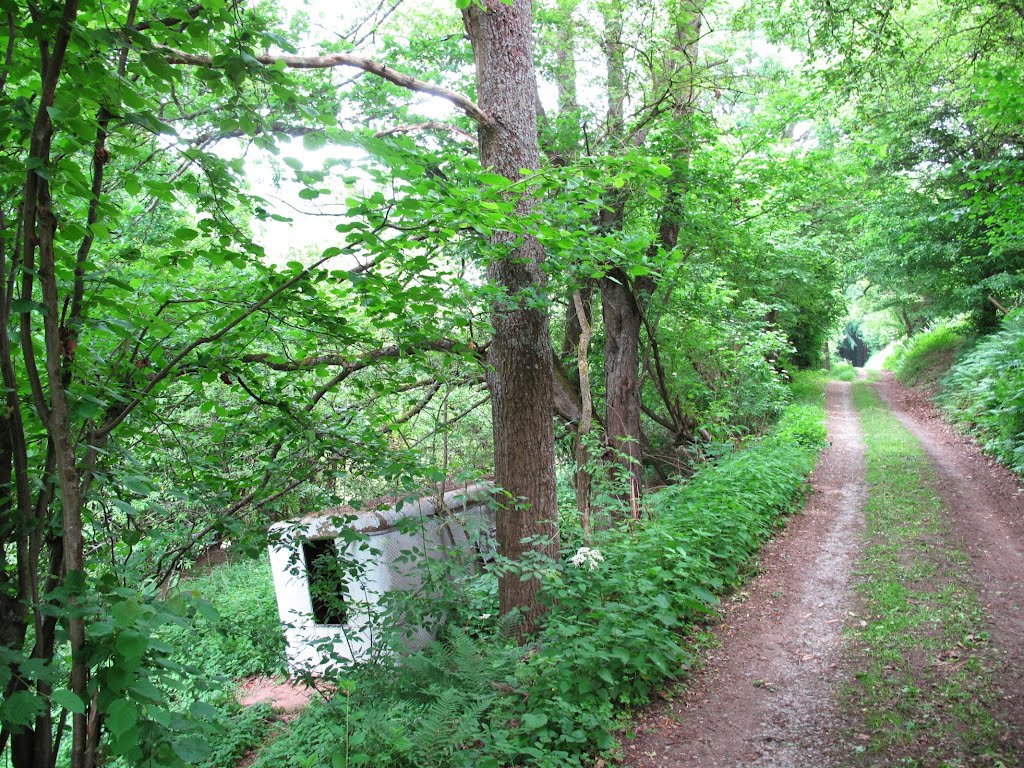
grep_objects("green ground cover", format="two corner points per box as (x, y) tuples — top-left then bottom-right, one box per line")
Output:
(939, 311), (1024, 476)
(887, 323), (970, 389)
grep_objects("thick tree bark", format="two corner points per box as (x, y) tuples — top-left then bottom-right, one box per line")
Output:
(599, 1), (644, 512)
(601, 269), (643, 514)
(463, 0), (559, 638)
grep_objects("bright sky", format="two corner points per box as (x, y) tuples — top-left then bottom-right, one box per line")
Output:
(244, 0), (468, 264)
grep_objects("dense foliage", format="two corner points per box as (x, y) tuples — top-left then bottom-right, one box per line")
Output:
(163, 558), (286, 682)
(2, 0), (1017, 763)
(884, 311), (1024, 478)
(186, 375), (826, 767)
(939, 312), (1024, 476)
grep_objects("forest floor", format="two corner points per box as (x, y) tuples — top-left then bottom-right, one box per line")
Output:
(622, 374), (1024, 767)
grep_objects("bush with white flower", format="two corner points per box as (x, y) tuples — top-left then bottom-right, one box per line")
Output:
(570, 546), (605, 570)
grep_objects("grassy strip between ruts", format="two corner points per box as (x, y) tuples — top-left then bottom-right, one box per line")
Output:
(844, 381), (1017, 767)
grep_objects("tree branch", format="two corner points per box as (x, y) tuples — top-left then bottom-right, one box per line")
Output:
(240, 338), (481, 372)
(160, 46), (493, 126)
(375, 121), (478, 146)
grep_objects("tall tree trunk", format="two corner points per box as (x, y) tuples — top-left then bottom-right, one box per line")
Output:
(600, 269), (643, 514)
(14, 2), (86, 765)
(599, 0), (644, 513)
(463, 0), (559, 638)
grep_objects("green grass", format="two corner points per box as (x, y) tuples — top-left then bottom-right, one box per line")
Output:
(829, 361), (858, 381)
(889, 323), (970, 389)
(843, 382), (1016, 766)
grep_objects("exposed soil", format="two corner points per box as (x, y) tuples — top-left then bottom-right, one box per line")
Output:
(623, 375), (1024, 767)
(873, 373), (1024, 751)
(237, 676), (318, 715)
(623, 381), (867, 767)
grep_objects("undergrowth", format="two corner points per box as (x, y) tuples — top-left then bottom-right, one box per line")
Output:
(939, 311), (1024, 476)
(227, 373), (828, 768)
(887, 321), (970, 389)
(163, 555), (286, 682)
(843, 382), (1015, 766)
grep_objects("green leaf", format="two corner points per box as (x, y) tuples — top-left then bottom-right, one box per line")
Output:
(688, 585), (719, 605)
(1, 690), (44, 727)
(105, 698), (138, 736)
(195, 599), (219, 623)
(52, 689), (86, 714)
(116, 630), (148, 661)
(10, 299), (43, 314)
(520, 712), (548, 730)
(172, 736), (212, 763)
(189, 700), (220, 720)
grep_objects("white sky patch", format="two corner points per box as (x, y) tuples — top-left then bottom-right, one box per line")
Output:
(246, 141), (368, 268)
(233, 0), (469, 263)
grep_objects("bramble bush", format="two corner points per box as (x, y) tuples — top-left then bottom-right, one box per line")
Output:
(227, 373), (827, 767)
(939, 311), (1024, 476)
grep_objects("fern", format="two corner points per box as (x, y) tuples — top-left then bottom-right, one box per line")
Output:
(939, 311), (1024, 475)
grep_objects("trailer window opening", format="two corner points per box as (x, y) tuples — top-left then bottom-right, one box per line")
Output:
(302, 538), (347, 625)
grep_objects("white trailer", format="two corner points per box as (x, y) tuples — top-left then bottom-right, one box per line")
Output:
(268, 484), (495, 676)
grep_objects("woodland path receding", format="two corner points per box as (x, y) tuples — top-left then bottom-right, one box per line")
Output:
(622, 375), (1024, 767)
(624, 380), (868, 767)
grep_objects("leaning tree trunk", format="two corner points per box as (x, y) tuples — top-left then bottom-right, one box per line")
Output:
(463, 0), (560, 638)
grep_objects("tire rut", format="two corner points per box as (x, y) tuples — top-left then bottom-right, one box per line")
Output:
(872, 374), (1024, 751)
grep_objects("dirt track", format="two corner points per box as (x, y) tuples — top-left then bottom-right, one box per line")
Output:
(623, 377), (1024, 767)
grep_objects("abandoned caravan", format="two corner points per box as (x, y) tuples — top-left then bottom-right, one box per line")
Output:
(268, 483), (496, 676)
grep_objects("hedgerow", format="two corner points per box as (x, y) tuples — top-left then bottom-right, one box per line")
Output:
(232, 373), (827, 767)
